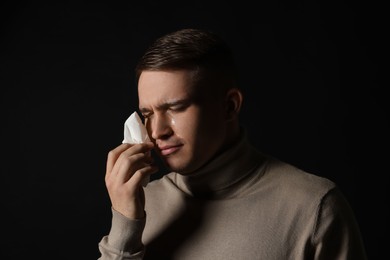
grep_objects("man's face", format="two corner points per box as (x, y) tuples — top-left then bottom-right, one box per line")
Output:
(138, 70), (227, 174)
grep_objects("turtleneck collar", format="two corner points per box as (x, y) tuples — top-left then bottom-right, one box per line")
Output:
(169, 128), (267, 199)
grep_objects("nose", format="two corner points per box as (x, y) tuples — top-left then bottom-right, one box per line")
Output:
(149, 113), (173, 140)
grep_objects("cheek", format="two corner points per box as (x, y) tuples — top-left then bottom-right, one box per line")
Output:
(168, 108), (202, 140)
(170, 105), (224, 143)
(182, 114), (220, 144)
(173, 115), (199, 140)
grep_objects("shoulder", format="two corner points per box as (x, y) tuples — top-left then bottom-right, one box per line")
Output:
(254, 156), (338, 210)
(266, 157), (335, 193)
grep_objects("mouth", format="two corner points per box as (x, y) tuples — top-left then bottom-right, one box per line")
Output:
(158, 144), (183, 156)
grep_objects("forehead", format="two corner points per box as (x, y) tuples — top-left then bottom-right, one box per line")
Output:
(138, 70), (197, 106)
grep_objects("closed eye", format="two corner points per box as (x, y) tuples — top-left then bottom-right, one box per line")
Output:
(139, 98), (192, 117)
(169, 103), (190, 112)
(140, 110), (152, 120)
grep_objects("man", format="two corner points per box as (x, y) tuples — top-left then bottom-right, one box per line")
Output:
(98, 28), (367, 259)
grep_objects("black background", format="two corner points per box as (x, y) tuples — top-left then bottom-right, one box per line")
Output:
(1, 1), (387, 259)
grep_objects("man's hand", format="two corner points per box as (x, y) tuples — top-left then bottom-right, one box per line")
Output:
(105, 142), (158, 219)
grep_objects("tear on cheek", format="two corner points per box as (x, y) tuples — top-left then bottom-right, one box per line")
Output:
(170, 117), (176, 126)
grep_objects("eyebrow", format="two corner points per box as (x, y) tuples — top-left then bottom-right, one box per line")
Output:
(139, 98), (191, 113)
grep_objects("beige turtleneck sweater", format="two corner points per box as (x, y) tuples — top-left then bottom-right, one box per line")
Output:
(98, 132), (367, 260)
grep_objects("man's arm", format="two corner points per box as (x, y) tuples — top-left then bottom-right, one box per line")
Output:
(98, 142), (158, 259)
(312, 188), (368, 260)
(98, 209), (146, 260)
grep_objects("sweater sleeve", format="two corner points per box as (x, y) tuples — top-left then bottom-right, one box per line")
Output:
(311, 188), (368, 260)
(98, 208), (146, 260)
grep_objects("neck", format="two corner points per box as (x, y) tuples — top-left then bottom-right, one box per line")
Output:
(214, 121), (241, 159)
(173, 127), (266, 199)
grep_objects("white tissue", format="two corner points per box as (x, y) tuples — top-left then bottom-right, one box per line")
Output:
(123, 111), (151, 144)
(122, 111), (151, 186)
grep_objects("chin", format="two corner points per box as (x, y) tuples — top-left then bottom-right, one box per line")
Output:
(163, 158), (192, 175)
(161, 149), (206, 174)
(166, 163), (188, 174)
(169, 161), (205, 176)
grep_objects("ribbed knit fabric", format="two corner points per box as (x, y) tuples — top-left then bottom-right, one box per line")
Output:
(98, 131), (367, 260)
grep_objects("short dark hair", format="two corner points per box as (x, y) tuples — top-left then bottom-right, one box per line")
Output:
(135, 28), (238, 90)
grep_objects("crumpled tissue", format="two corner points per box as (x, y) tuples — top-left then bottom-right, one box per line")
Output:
(122, 111), (151, 186)
(123, 111), (150, 144)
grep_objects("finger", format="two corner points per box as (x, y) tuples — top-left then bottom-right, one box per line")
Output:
(116, 152), (148, 183)
(106, 142), (154, 181)
(126, 164), (159, 187)
(106, 143), (132, 180)
(123, 141), (154, 155)
(111, 142), (154, 177)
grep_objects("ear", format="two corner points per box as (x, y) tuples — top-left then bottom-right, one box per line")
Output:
(225, 88), (243, 121)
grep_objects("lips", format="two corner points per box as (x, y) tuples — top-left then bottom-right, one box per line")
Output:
(158, 144), (183, 156)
